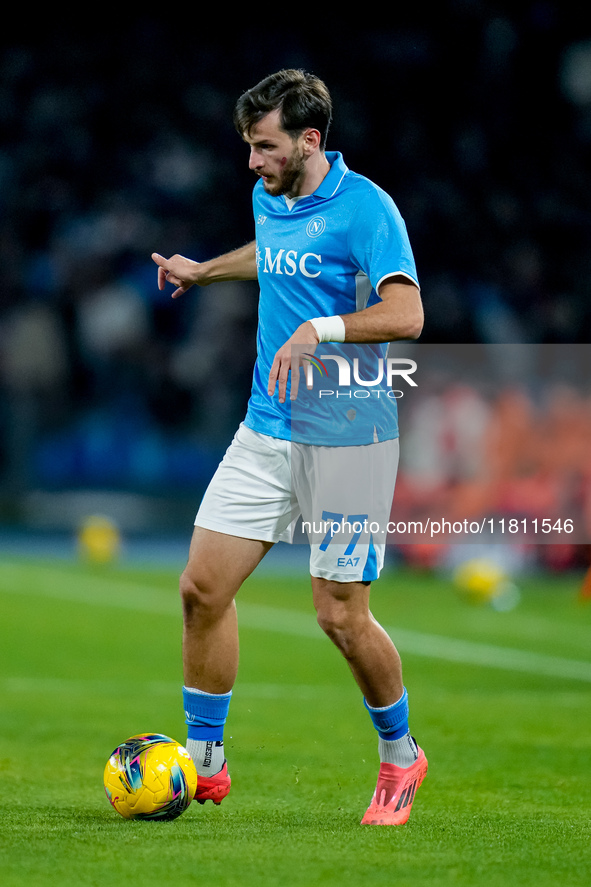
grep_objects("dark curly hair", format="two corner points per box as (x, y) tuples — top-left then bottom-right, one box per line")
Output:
(233, 69), (333, 150)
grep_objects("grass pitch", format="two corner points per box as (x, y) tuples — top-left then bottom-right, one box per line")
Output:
(0, 549), (590, 886)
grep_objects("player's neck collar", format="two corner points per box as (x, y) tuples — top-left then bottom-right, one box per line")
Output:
(312, 152), (348, 200)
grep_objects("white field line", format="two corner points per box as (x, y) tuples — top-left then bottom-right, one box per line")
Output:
(237, 604), (591, 684)
(2, 562), (591, 684)
(0, 675), (348, 699)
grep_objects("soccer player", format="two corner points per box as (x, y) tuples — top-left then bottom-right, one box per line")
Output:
(151, 69), (427, 825)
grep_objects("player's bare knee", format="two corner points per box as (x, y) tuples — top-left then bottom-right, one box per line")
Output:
(179, 570), (202, 616)
(315, 603), (359, 658)
(317, 612), (346, 648)
(179, 567), (226, 622)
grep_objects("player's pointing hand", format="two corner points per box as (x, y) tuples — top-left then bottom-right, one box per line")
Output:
(151, 253), (201, 299)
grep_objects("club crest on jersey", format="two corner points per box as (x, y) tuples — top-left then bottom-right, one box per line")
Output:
(306, 217), (326, 238)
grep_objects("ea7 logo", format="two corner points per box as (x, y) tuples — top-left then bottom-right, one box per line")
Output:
(262, 247), (322, 278)
(337, 557), (361, 567)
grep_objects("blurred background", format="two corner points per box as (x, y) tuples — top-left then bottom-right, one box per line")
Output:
(0, 9), (590, 573)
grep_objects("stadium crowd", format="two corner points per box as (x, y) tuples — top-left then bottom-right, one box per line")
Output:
(394, 368), (591, 570)
(0, 11), (590, 538)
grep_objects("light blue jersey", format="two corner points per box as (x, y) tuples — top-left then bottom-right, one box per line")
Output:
(243, 152), (419, 445)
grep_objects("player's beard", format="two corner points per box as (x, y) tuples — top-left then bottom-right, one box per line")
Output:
(262, 146), (306, 197)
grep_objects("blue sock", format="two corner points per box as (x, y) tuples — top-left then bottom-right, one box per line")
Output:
(364, 688), (418, 767)
(364, 688), (409, 740)
(183, 687), (232, 776)
(183, 686), (232, 741)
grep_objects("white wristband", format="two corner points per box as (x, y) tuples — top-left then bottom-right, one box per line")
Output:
(308, 315), (346, 343)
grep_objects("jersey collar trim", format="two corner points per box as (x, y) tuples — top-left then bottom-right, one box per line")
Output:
(313, 151), (349, 200)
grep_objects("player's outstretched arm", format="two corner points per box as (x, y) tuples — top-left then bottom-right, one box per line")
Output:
(151, 241), (258, 299)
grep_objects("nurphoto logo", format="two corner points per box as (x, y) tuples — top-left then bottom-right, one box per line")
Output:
(302, 353), (418, 398)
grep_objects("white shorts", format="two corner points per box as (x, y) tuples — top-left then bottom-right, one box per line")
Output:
(195, 423), (399, 582)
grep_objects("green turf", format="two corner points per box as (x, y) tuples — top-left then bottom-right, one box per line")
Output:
(1, 553), (590, 886)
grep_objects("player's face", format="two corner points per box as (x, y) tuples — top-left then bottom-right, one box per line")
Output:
(245, 110), (306, 198)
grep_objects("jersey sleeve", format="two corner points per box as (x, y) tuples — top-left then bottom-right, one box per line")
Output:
(347, 186), (419, 294)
